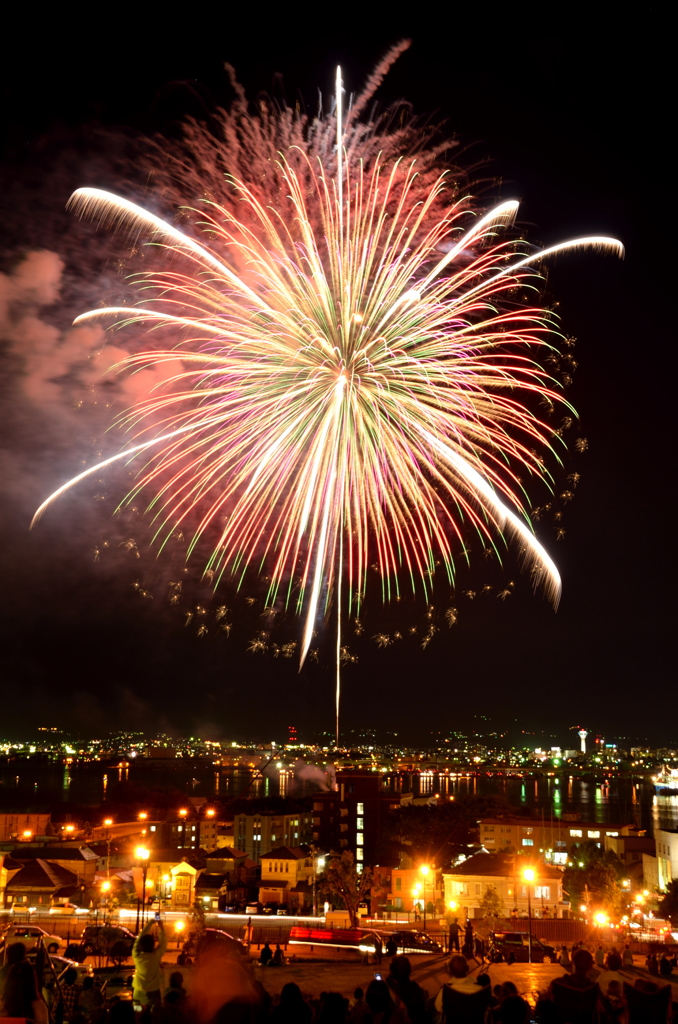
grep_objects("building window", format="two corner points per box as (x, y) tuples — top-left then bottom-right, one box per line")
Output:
(285, 863), (289, 873)
(357, 803), (364, 815)
(523, 827), (533, 834)
(356, 848), (363, 861)
(357, 817), (364, 830)
(357, 834), (364, 846)
(395, 877), (402, 892)
(475, 883), (481, 895)
(588, 831), (600, 839)
(522, 839), (533, 846)
(570, 830), (582, 838)
(536, 886), (551, 900)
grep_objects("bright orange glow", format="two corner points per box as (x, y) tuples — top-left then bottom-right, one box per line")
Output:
(595, 912), (607, 925)
(65, 825), (74, 833)
(138, 812), (147, 820)
(135, 846), (150, 860)
(22, 830), (32, 839)
(179, 809), (187, 817)
(420, 864), (430, 877)
(101, 881), (111, 892)
(523, 868), (535, 882)
(175, 921), (184, 932)
(206, 809), (215, 817)
(104, 818), (113, 826)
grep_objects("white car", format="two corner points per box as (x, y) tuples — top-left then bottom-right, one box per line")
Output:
(1, 925), (62, 953)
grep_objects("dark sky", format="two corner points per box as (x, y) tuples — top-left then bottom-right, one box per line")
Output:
(0, 12), (672, 745)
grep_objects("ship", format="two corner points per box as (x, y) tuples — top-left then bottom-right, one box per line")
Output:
(652, 765), (678, 794)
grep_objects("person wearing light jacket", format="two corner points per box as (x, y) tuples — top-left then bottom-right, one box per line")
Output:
(133, 920), (167, 1006)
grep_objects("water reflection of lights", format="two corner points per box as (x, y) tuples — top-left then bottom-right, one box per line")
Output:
(279, 769), (292, 797)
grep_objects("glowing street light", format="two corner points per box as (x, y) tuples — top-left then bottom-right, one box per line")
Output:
(138, 812), (147, 820)
(595, 912), (607, 926)
(523, 868), (535, 963)
(420, 865), (433, 932)
(135, 847), (150, 932)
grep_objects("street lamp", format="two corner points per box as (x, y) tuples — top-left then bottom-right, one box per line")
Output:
(103, 818), (113, 884)
(420, 865), (432, 932)
(101, 880), (111, 923)
(313, 853), (325, 916)
(523, 868), (535, 963)
(135, 846), (150, 933)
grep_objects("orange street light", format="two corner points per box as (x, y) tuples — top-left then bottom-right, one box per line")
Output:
(523, 868), (535, 962)
(104, 818), (113, 826)
(179, 809), (188, 817)
(138, 812), (147, 820)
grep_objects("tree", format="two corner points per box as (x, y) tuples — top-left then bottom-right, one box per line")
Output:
(562, 843), (624, 917)
(383, 795), (512, 869)
(479, 885), (505, 929)
(320, 851), (373, 928)
(659, 880), (678, 925)
(188, 899), (206, 935)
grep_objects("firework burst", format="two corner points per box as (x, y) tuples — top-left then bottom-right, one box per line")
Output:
(33, 54), (623, 739)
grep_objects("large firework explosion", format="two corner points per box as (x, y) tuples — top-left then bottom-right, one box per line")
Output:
(33, 46), (622, 739)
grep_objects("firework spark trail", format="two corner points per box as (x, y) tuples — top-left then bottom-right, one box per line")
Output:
(32, 58), (623, 741)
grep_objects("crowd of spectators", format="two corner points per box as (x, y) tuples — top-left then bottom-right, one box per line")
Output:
(1, 934), (677, 1024)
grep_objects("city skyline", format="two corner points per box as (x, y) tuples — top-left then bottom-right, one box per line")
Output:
(0, 18), (671, 741)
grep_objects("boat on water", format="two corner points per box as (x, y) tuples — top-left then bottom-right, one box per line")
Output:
(652, 765), (678, 794)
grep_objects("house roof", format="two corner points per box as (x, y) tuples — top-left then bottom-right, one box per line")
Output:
(480, 817), (627, 831)
(12, 846), (98, 862)
(448, 852), (563, 880)
(260, 845), (309, 861)
(145, 850), (205, 867)
(7, 859), (79, 892)
(207, 846), (248, 860)
(259, 880), (289, 891)
(195, 873), (227, 890)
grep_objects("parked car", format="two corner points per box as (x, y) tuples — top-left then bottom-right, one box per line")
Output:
(27, 949), (93, 983)
(81, 925), (136, 958)
(389, 930), (444, 955)
(488, 930), (557, 964)
(1, 924), (62, 954)
(182, 927), (247, 960)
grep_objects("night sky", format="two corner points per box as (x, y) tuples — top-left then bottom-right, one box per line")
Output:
(0, 12), (672, 744)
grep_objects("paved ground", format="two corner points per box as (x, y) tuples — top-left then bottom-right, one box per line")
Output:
(90, 950), (678, 1008)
